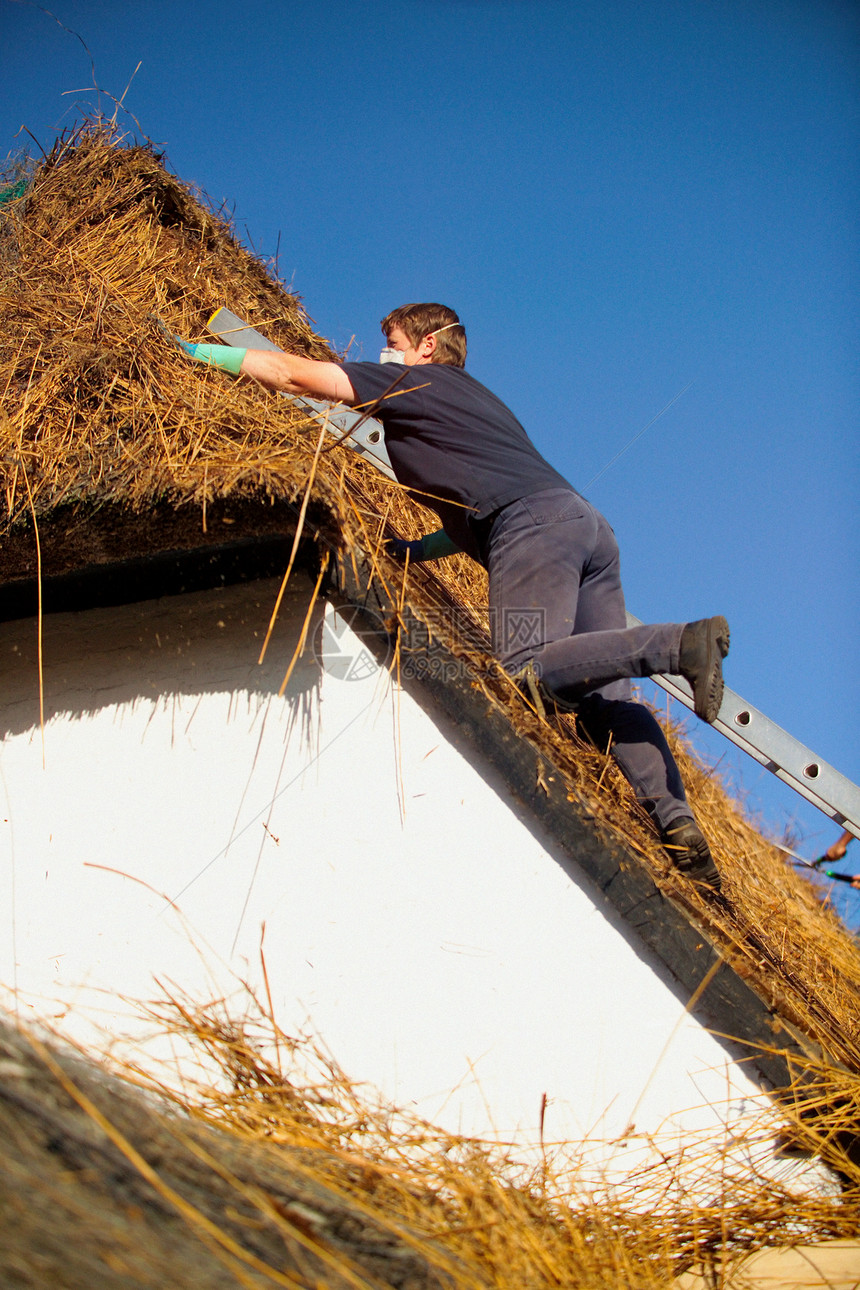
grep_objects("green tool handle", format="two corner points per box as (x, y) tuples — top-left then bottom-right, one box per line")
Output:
(823, 869), (858, 886)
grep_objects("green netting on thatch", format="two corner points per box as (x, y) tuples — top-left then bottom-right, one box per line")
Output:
(0, 177), (28, 206)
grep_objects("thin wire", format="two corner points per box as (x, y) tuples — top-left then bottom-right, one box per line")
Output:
(165, 698), (377, 913)
(21, 462), (45, 767)
(582, 380), (695, 491)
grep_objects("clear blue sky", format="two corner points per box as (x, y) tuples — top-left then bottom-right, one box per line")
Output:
(2, 1), (858, 908)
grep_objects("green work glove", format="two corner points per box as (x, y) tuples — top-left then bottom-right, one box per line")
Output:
(421, 529), (462, 560)
(385, 537), (426, 562)
(385, 530), (462, 562)
(175, 337), (247, 376)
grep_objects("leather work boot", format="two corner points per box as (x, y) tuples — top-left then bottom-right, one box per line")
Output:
(661, 819), (722, 890)
(678, 616), (730, 723)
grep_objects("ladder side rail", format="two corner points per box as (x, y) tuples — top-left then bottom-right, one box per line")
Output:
(626, 613), (860, 839)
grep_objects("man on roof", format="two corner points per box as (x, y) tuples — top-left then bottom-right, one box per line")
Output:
(179, 303), (729, 890)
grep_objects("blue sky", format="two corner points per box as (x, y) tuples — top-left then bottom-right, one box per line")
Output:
(2, 0), (858, 909)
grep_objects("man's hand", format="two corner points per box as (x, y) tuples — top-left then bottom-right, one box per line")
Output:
(175, 337), (246, 375)
(825, 830), (854, 863)
(385, 530), (463, 563)
(385, 537), (426, 562)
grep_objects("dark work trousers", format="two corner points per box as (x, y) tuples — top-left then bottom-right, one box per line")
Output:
(480, 487), (692, 830)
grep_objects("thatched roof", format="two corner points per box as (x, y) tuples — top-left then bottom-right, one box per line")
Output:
(0, 125), (339, 579)
(2, 125), (860, 1141)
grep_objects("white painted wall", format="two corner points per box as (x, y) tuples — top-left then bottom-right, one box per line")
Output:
(0, 576), (830, 1193)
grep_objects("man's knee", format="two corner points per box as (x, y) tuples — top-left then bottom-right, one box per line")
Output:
(576, 691), (655, 750)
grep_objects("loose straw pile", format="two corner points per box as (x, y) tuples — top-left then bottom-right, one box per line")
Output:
(6, 981), (860, 1289)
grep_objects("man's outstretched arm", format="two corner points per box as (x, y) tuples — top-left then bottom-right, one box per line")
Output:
(240, 348), (357, 403)
(176, 338), (357, 404)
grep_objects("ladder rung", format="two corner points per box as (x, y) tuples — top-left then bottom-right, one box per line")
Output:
(627, 613), (860, 839)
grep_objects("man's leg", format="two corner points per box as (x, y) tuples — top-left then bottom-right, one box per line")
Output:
(485, 489), (588, 667)
(486, 492), (721, 886)
(569, 513), (721, 886)
(555, 508), (691, 831)
(485, 490), (683, 687)
(574, 683), (690, 830)
(576, 693), (723, 887)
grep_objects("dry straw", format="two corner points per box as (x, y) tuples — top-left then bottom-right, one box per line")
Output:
(2, 123), (860, 1282)
(4, 980), (859, 1288)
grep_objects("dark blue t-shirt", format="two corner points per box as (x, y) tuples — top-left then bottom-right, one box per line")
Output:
(339, 361), (572, 560)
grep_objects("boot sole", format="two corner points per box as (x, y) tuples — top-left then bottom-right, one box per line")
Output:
(675, 856), (723, 890)
(663, 825), (723, 890)
(695, 615), (730, 724)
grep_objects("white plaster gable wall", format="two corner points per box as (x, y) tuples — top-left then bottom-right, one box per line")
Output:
(0, 576), (822, 1191)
